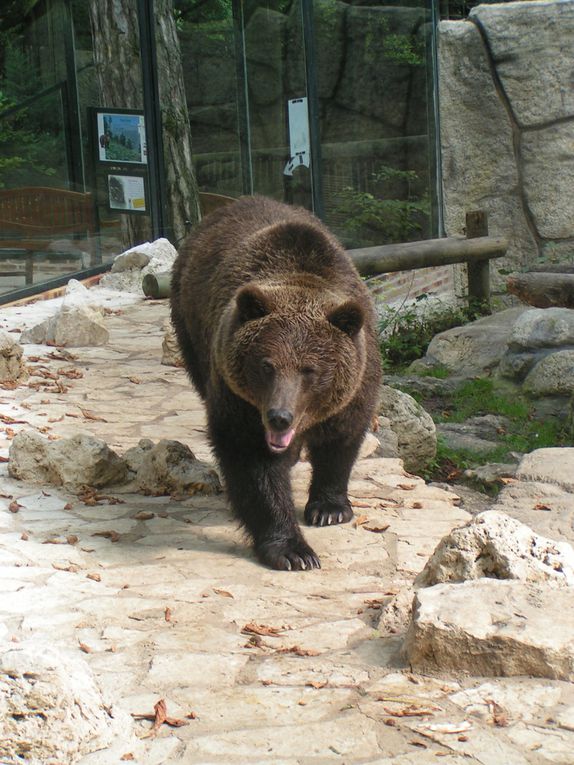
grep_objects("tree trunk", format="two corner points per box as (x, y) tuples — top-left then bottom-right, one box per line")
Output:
(88, 0), (200, 247)
(154, 0), (201, 242)
(506, 272), (574, 308)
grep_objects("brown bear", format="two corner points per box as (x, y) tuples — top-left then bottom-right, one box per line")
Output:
(171, 195), (381, 570)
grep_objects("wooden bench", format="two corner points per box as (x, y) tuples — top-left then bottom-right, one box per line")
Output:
(0, 187), (96, 285)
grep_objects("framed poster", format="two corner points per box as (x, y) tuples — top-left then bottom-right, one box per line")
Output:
(93, 108), (147, 165)
(107, 172), (148, 214)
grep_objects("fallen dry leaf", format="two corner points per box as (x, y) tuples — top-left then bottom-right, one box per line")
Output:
(306, 680), (327, 689)
(128, 376), (142, 384)
(87, 573), (101, 582)
(352, 514), (369, 528)
(134, 698), (191, 738)
(352, 501), (372, 509)
(485, 698), (509, 727)
(164, 607), (173, 622)
(276, 645), (320, 657)
(242, 622), (284, 638)
(120, 755), (135, 762)
(213, 588), (234, 598)
(9, 500), (22, 513)
(397, 483), (416, 491)
(534, 503), (552, 512)
(79, 408), (107, 422)
(132, 511), (155, 521)
(364, 524), (390, 534)
(79, 642), (93, 654)
(0, 414), (27, 424)
(52, 562), (80, 572)
(383, 704), (439, 717)
(0, 456), (9, 464)
(67, 535), (79, 545)
(92, 530), (121, 543)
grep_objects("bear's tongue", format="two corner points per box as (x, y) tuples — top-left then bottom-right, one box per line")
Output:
(265, 427), (295, 453)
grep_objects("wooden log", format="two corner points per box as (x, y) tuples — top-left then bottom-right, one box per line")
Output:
(349, 236), (508, 276)
(529, 264), (574, 274)
(506, 272), (574, 308)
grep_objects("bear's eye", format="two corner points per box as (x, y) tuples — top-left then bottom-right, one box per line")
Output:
(261, 359), (275, 375)
(301, 365), (318, 380)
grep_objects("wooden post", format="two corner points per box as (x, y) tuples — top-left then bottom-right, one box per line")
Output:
(465, 210), (490, 309)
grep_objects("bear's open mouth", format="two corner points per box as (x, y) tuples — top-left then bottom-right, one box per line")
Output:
(265, 427), (296, 453)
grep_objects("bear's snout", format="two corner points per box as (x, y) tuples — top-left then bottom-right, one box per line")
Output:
(266, 408), (293, 432)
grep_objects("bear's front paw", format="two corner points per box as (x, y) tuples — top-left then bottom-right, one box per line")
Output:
(304, 497), (353, 527)
(256, 536), (321, 571)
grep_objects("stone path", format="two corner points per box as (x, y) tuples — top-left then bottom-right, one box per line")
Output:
(1, 295), (574, 764)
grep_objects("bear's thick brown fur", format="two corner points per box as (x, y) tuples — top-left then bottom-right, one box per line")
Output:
(171, 196), (381, 570)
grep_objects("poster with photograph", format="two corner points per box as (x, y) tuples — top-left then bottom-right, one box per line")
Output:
(96, 110), (147, 164)
(107, 173), (147, 213)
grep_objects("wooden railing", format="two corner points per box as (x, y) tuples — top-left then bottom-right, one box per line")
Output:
(348, 211), (507, 308)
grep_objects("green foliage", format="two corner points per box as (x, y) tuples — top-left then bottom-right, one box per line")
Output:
(0, 41), (63, 188)
(337, 165), (429, 247)
(378, 294), (475, 370)
(383, 34), (424, 66)
(421, 379), (571, 485)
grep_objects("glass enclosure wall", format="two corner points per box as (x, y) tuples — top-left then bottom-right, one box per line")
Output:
(0, 0), (440, 303)
(175, 0), (440, 248)
(0, 0), (152, 302)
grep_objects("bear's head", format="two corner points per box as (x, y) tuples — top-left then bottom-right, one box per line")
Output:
(217, 282), (368, 453)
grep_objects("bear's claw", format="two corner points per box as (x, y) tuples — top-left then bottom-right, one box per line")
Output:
(256, 537), (321, 571)
(304, 499), (353, 527)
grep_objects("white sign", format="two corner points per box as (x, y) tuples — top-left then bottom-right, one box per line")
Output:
(284, 97), (310, 176)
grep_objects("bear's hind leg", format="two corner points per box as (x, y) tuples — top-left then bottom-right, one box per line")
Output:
(304, 434), (363, 527)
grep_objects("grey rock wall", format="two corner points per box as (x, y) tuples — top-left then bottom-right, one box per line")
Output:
(438, 0), (574, 289)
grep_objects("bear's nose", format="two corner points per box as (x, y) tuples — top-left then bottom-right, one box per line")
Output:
(267, 408), (294, 432)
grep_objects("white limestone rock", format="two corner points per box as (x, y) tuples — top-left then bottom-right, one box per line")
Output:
(417, 510), (574, 588)
(0, 329), (27, 383)
(134, 439), (222, 496)
(101, 238), (177, 294)
(0, 642), (114, 764)
(8, 430), (127, 490)
(404, 579), (574, 680)
(516, 447), (574, 494)
(378, 385), (436, 472)
(523, 350), (574, 397)
(20, 282), (109, 347)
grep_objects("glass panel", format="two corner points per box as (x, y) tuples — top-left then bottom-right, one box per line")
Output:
(313, 0), (438, 247)
(0, 0), (152, 301)
(175, 0), (244, 201)
(241, 0), (311, 207)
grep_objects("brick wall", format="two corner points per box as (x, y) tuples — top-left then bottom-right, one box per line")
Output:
(371, 264), (455, 306)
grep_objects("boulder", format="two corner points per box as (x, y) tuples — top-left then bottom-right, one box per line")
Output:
(508, 308), (574, 350)
(0, 329), (27, 383)
(404, 580), (574, 680)
(8, 431), (127, 490)
(417, 510), (574, 588)
(516, 447), (574, 494)
(0, 642), (113, 764)
(134, 439), (222, 496)
(100, 238), (178, 294)
(409, 307), (526, 378)
(20, 281), (109, 347)
(523, 350), (574, 397)
(378, 385), (436, 473)
(437, 20), (536, 284)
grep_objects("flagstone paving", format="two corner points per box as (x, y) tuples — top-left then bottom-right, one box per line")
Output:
(1, 294), (574, 764)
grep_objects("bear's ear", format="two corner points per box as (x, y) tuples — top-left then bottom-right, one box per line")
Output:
(327, 300), (364, 338)
(236, 285), (271, 323)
